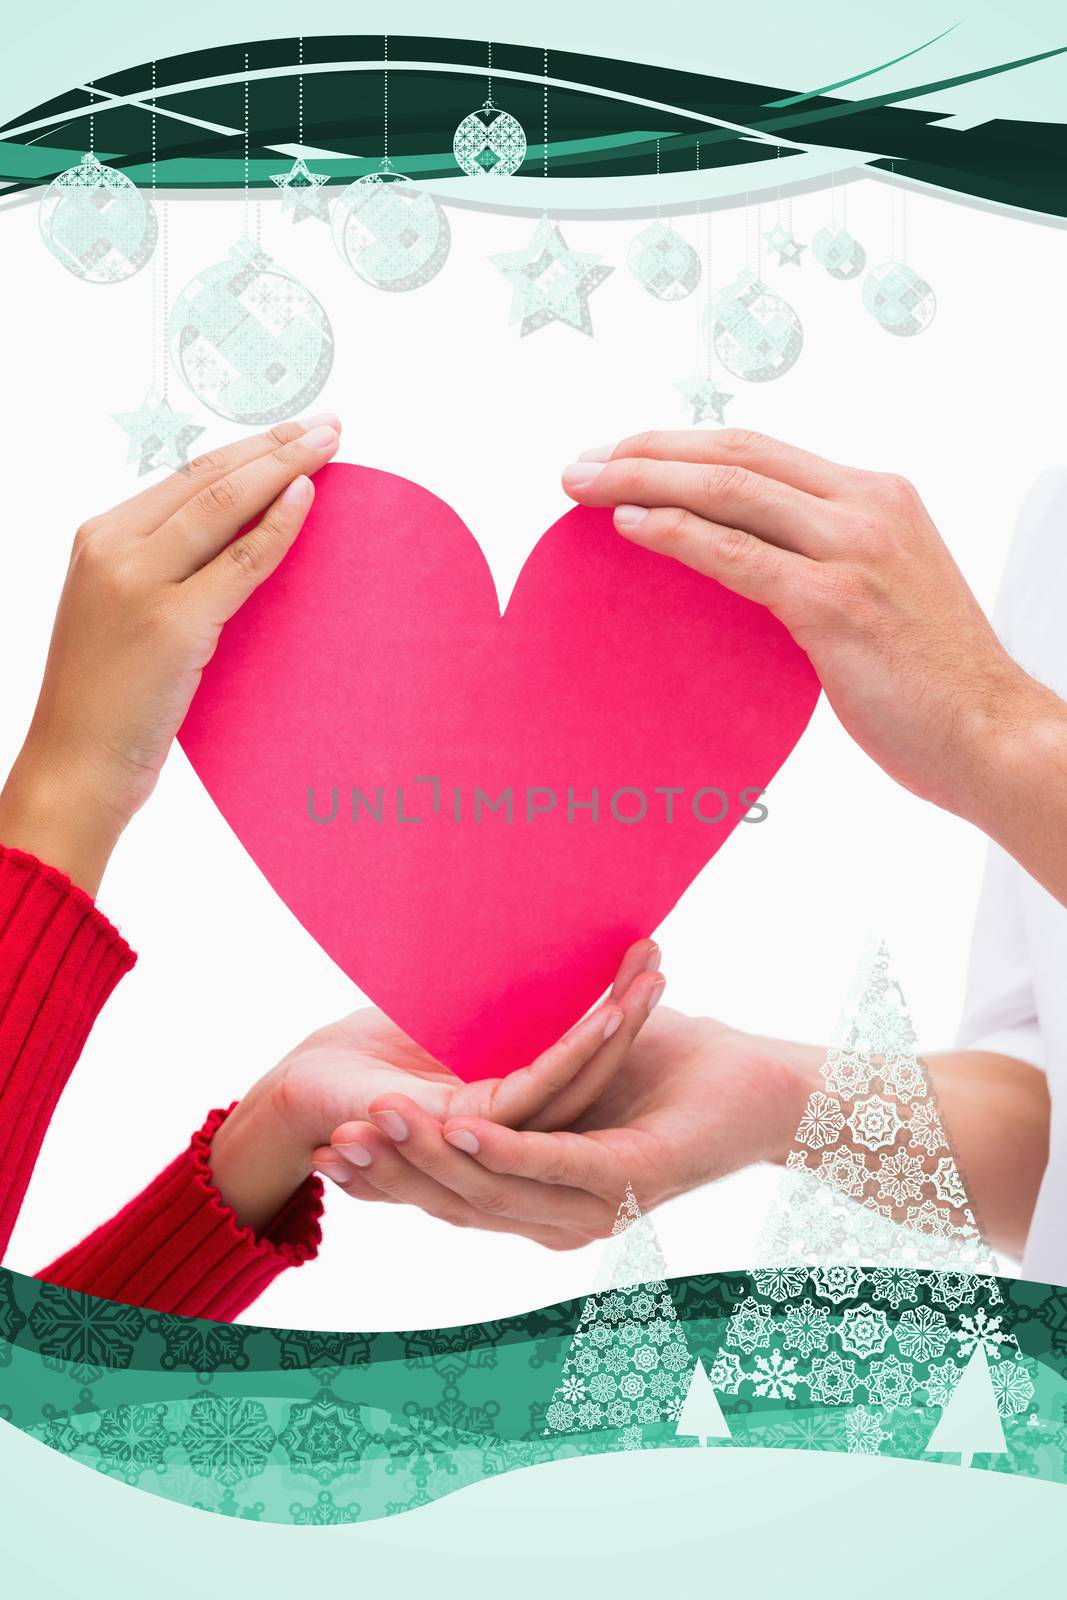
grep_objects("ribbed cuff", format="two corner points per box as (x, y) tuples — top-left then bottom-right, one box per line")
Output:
(38, 1107), (325, 1320)
(0, 844), (136, 1254)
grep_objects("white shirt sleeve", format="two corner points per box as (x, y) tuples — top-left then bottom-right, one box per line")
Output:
(956, 841), (1045, 1068)
(953, 469), (1067, 1070)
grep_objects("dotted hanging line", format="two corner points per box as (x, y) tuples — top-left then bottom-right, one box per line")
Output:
(150, 60), (158, 395)
(487, 39), (493, 105)
(298, 36), (304, 145)
(655, 137), (661, 224)
(243, 51), (250, 232)
(161, 192), (170, 401)
(383, 35), (389, 161)
(88, 84), (95, 155)
(543, 48), (549, 184)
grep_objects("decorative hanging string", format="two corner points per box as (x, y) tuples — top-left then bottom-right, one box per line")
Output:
(487, 40), (493, 104)
(655, 138), (661, 224)
(298, 37), (304, 147)
(150, 60), (160, 397)
(88, 84), (95, 156)
(383, 34), (389, 161)
(543, 48), (549, 183)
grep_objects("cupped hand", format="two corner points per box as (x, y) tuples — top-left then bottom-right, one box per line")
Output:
(561, 429), (1047, 819)
(0, 415), (341, 893)
(208, 939), (666, 1242)
(322, 1004), (815, 1249)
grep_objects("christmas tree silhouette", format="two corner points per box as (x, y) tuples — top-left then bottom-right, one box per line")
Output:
(544, 1185), (692, 1448)
(925, 1344), (1007, 1469)
(676, 1358), (732, 1448)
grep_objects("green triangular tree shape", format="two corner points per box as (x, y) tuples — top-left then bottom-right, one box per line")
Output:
(676, 1357), (732, 1448)
(543, 1184), (693, 1446)
(924, 1344), (1007, 1469)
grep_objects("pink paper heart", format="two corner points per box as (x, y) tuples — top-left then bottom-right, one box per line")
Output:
(179, 463), (818, 1080)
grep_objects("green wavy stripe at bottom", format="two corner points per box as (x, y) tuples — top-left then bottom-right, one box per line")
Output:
(1, 1266), (1066, 1524)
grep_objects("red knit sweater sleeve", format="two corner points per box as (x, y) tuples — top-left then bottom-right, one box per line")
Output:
(1, 843), (323, 1320)
(39, 1107), (324, 1320)
(0, 844), (135, 1255)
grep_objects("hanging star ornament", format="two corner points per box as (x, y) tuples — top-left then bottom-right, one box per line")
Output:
(676, 374), (734, 425)
(762, 223), (806, 267)
(113, 388), (205, 475)
(491, 215), (613, 336)
(269, 157), (331, 224)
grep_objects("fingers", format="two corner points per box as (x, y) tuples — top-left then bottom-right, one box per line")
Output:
(440, 1119), (629, 1198)
(310, 1151), (397, 1201)
(608, 503), (810, 611)
(182, 473), (316, 624)
(485, 943), (662, 1130)
(609, 937), (660, 1001)
(148, 423), (340, 580)
(522, 968), (665, 1134)
(588, 428), (854, 500)
(333, 1098), (616, 1239)
(106, 414), (341, 536)
(562, 455), (836, 559)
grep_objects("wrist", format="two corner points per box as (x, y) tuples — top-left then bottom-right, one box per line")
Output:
(208, 1077), (317, 1234)
(746, 1030), (824, 1166)
(948, 664), (1066, 832)
(0, 739), (128, 897)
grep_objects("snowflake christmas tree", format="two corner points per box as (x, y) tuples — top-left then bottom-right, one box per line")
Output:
(736, 944), (1035, 1454)
(925, 1344), (1007, 1468)
(675, 1358), (732, 1448)
(543, 1185), (692, 1447)
(757, 941), (996, 1277)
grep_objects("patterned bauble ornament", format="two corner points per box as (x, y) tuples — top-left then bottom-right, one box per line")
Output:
(38, 152), (157, 283)
(168, 237), (334, 425)
(627, 222), (701, 301)
(453, 99), (527, 176)
(812, 224), (866, 281)
(703, 269), (803, 382)
(863, 261), (937, 337)
(332, 159), (450, 291)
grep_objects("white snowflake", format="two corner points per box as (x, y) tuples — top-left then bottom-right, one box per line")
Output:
(907, 1101), (947, 1155)
(931, 1157), (967, 1208)
(781, 1300), (832, 1358)
(707, 1350), (746, 1394)
(815, 1145), (870, 1198)
(726, 1296), (773, 1355)
(796, 1091), (846, 1150)
(989, 1358), (1035, 1418)
(865, 1354), (917, 1409)
(845, 1405), (888, 1456)
(955, 1308), (1009, 1359)
(847, 1095), (902, 1152)
(809, 1267), (867, 1305)
(896, 1305), (950, 1362)
(923, 1359), (963, 1408)
(869, 1267), (920, 1309)
(876, 1148), (926, 1206)
(822, 1048), (874, 1099)
(753, 1349), (799, 1399)
(879, 1054), (928, 1103)
(838, 1304), (891, 1360)
(807, 1351), (859, 1406)
(752, 1267), (807, 1302)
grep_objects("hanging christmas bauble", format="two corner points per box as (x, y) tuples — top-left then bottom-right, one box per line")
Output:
(38, 152), (157, 283)
(168, 237), (334, 425)
(702, 269), (803, 382)
(627, 222), (701, 301)
(332, 160), (450, 291)
(812, 224), (866, 281)
(862, 261), (936, 337)
(453, 99), (527, 176)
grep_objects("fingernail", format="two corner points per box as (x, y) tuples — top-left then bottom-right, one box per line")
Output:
(314, 1160), (352, 1185)
(563, 461), (605, 488)
(280, 474), (313, 507)
(372, 1110), (408, 1142)
(579, 445), (614, 462)
(645, 943), (661, 973)
(602, 1009), (623, 1040)
(647, 979), (666, 1015)
(301, 411), (342, 432)
(302, 425), (339, 451)
(615, 505), (648, 529)
(335, 1142), (373, 1168)
(445, 1129), (480, 1155)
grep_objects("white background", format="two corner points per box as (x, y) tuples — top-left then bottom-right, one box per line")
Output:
(2, 175), (1063, 1327)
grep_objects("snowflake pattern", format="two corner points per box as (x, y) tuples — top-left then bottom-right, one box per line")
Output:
(796, 1092), (845, 1149)
(848, 1096), (902, 1152)
(752, 1349), (799, 1399)
(846, 1405), (888, 1456)
(838, 1304), (891, 1360)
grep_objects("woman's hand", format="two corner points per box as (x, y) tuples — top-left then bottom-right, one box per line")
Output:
(208, 939), (666, 1243)
(561, 429), (1056, 823)
(321, 1005), (815, 1250)
(0, 415), (341, 894)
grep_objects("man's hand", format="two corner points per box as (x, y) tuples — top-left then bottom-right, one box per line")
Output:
(208, 939), (666, 1242)
(322, 1006), (812, 1249)
(561, 430), (1063, 829)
